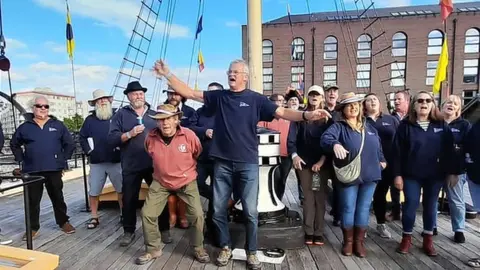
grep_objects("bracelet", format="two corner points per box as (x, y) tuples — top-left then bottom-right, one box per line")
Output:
(126, 131), (131, 139)
(302, 111), (308, 121)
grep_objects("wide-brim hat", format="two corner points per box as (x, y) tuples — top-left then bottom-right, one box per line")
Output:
(149, 104), (183, 120)
(285, 89), (303, 103)
(335, 92), (365, 111)
(307, 85), (324, 96)
(123, 81), (148, 95)
(88, 89), (113, 106)
(162, 88), (175, 93)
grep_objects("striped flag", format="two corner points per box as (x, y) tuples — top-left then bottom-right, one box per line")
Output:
(66, 1), (75, 60)
(198, 50), (205, 72)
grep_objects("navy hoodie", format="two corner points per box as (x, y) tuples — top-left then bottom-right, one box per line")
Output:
(392, 118), (460, 182)
(287, 119), (330, 167)
(465, 120), (480, 183)
(0, 122), (4, 153)
(180, 104), (197, 128)
(108, 105), (157, 174)
(321, 121), (385, 186)
(10, 114), (75, 173)
(447, 117), (471, 174)
(190, 105), (215, 162)
(79, 111), (121, 164)
(366, 113), (399, 168)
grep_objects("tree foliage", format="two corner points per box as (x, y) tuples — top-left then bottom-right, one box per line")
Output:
(63, 114), (84, 132)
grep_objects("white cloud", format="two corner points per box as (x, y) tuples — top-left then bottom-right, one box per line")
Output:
(44, 41), (65, 53)
(225, 21), (241, 28)
(33, 0), (190, 38)
(4, 38), (39, 59)
(14, 53), (39, 60)
(5, 38), (27, 51)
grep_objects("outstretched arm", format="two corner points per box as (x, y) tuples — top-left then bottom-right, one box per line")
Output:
(275, 106), (331, 122)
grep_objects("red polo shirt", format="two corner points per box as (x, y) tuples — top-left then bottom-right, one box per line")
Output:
(145, 127), (202, 190)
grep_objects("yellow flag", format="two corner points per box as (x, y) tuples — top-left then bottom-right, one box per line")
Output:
(433, 36), (448, 94)
(66, 2), (75, 59)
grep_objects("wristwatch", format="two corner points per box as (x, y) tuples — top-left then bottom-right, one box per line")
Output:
(126, 131), (131, 139)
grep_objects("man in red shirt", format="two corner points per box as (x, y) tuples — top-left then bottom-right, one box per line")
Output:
(135, 104), (210, 265)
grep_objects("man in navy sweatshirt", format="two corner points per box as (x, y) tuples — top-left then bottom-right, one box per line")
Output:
(108, 81), (170, 247)
(153, 59), (331, 269)
(10, 95), (76, 240)
(79, 89), (123, 229)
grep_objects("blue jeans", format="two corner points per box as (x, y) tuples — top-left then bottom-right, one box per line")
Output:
(446, 174), (467, 232)
(340, 182), (377, 229)
(402, 178), (443, 234)
(468, 176), (480, 212)
(212, 159), (259, 254)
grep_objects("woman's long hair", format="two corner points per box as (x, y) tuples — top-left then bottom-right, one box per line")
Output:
(362, 93), (382, 117)
(442, 94), (462, 119)
(304, 93), (326, 124)
(340, 102), (364, 132)
(406, 91), (443, 124)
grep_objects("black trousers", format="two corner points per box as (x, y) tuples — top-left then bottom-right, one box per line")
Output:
(196, 161), (215, 227)
(325, 166), (342, 221)
(274, 157), (293, 201)
(122, 168), (169, 233)
(28, 171), (69, 231)
(373, 169), (401, 224)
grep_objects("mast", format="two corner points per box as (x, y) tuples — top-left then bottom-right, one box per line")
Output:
(247, 0), (263, 94)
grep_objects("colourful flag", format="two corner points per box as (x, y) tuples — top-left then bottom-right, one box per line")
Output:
(66, 1), (75, 60)
(433, 36), (449, 94)
(287, 4), (293, 27)
(440, 0), (453, 21)
(198, 50), (205, 72)
(195, 15), (203, 39)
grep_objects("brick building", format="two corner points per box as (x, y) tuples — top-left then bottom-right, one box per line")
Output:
(241, 2), (480, 107)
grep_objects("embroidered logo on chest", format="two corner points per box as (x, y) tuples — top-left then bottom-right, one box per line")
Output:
(178, 144), (187, 153)
(382, 122), (391, 126)
(239, 102), (250, 107)
(433, 128), (443, 133)
(451, 128), (460, 133)
(49, 127), (57, 132)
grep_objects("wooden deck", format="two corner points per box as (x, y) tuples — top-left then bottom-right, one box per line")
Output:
(1, 174), (480, 270)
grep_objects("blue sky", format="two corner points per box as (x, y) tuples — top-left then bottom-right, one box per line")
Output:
(0, 0), (462, 103)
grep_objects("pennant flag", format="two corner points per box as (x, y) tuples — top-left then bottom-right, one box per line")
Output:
(433, 36), (449, 94)
(65, 1), (75, 60)
(440, 0), (453, 21)
(198, 50), (205, 72)
(195, 15), (203, 39)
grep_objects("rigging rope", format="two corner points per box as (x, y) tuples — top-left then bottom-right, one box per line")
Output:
(193, 0), (206, 89)
(186, 0), (204, 87)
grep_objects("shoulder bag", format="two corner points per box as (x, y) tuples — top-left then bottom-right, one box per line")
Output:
(333, 128), (365, 184)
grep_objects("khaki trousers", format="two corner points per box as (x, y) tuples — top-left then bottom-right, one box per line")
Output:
(141, 180), (204, 252)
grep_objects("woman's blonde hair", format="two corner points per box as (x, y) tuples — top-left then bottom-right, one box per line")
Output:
(341, 102), (364, 132)
(442, 94), (462, 118)
(407, 91), (443, 123)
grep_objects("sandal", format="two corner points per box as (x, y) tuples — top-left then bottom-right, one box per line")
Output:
(87, 218), (99, 229)
(467, 258), (480, 268)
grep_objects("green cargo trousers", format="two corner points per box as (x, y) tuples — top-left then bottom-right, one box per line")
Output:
(141, 180), (204, 252)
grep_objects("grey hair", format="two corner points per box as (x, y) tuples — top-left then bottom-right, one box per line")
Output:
(29, 95), (49, 108)
(229, 59), (249, 75)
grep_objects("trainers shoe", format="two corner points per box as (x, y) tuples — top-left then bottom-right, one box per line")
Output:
(0, 237), (13, 245)
(454, 232), (465, 243)
(161, 230), (172, 244)
(61, 222), (76, 234)
(313, 235), (325, 245)
(135, 250), (162, 265)
(194, 247), (210, 263)
(216, 247), (232, 266)
(22, 231), (38, 241)
(377, 224), (392, 239)
(247, 254), (262, 270)
(119, 232), (135, 247)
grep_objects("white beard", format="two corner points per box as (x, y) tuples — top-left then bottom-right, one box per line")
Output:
(95, 103), (113, 120)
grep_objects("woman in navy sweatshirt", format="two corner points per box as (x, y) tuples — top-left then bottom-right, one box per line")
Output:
(393, 91), (460, 256)
(321, 92), (385, 258)
(363, 93), (399, 239)
(287, 85), (330, 246)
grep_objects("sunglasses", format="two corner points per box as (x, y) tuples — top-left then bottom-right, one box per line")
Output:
(416, 98), (432, 104)
(34, 104), (50, 109)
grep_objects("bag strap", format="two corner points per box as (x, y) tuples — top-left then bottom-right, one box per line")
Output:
(351, 127), (365, 163)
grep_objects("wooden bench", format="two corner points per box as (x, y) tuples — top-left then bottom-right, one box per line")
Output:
(0, 246), (59, 270)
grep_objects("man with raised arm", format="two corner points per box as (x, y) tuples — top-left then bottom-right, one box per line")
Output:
(153, 59), (330, 270)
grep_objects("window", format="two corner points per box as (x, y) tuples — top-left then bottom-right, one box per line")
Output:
(263, 67), (273, 93)
(427, 30), (443, 55)
(464, 59), (479, 84)
(465, 28), (480, 53)
(291, 38), (305, 61)
(324, 36), (338, 60)
(357, 34), (372, 59)
(291, 66), (305, 89)
(262, 40), (273, 62)
(356, 64), (371, 88)
(463, 90), (478, 105)
(391, 62), (406, 87)
(392, 32), (407, 57)
(323, 65), (337, 86)
(426, 60), (438, 85)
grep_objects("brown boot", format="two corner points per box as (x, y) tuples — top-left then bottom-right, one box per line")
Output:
(422, 234), (437, 256)
(167, 195), (178, 228)
(353, 227), (367, 258)
(397, 234), (412, 254)
(341, 228), (354, 256)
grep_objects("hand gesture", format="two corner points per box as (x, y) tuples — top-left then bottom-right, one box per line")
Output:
(394, 176), (403, 190)
(293, 156), (306, 170)
(306, 109), (331, 121)
(333, 144), (349, 159)
(446, 174), (459, 188)
(130, 124), (145, 137)
(205, 129), (213, 139)
(285, 85), (296, 94)
(153, 60), (170, 77)
(380, 162), (387, 170)
(312, 160), (323, 173)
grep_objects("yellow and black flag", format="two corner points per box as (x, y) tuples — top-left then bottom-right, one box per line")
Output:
(66, 1), (75, 60)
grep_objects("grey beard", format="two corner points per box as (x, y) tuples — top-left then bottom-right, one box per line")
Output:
(131, 100), (145, 109)
(95, 103), (113, 120)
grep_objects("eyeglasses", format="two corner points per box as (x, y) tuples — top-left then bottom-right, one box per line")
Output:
(416, 98), (432, 104)
(226, 70), (246, 76)
(34, 104), (50, 109)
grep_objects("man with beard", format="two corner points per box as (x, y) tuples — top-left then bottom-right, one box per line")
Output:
(163, 87), (197, 128)
(393, 91), (410, 121)
(79, 89), (123, 229)
(109, 81), (171, 247)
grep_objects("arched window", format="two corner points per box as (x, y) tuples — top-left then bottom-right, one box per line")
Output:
(465, 28), (480, 53)
(427, 30), (443, 55)
(323, 36), (338, 60)
(291, 38), (305, 61)
(392, 32), (407, 57)
(262, 40), (273, 62)
(357, 34), (371, 59)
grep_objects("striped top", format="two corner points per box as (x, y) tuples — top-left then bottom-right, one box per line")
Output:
(417, 120), (430, 131)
